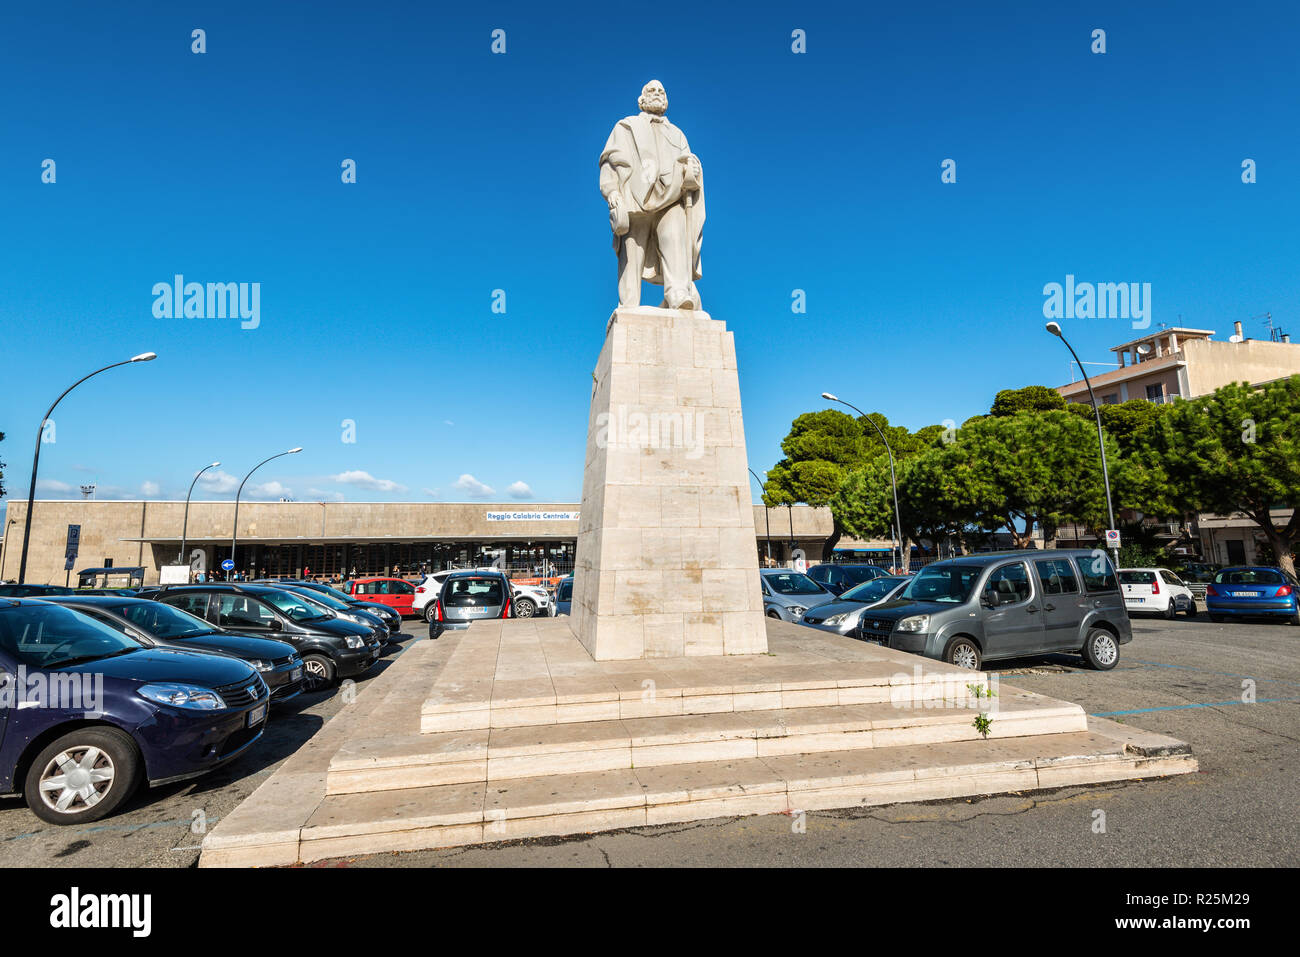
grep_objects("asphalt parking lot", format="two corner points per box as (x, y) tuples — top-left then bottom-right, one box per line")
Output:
(3, 614), (1297, 868)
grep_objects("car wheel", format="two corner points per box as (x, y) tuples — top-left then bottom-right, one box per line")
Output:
(514, 598), (536, 619)
(1081, 628), (1120, 670)
(1289, 607), (1300, 627)
(944, 637), (982, 671)
(424, 603), (439, 623)
(301, 654), (337, 691)
(1163, 600), (1177, 620)
(1184, 600), (1197, 617)
(24, 727), (140, 825)
(766, 609), (781, 619)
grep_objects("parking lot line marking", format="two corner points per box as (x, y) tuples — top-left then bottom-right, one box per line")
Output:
(1094, 696), (1300, 717)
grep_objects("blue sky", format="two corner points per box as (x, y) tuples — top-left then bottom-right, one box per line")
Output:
(2, 0), (1297, 515)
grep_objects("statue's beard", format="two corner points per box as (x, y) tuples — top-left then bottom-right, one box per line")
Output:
(639, 94), (667, 115)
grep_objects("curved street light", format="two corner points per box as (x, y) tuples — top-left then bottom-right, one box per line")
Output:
(178, 461), (222, 567)
(1045, 322), (1119, 564)
(229, 448), (302, 580)
(822, 392), (904, 572)
(747, 467), (773, 565)
(16, 352), (157, 583)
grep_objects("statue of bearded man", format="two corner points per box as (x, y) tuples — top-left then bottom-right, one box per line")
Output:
(599, 80), (705, 310)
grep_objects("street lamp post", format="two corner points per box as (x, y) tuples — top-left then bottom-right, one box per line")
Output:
(822, 392), (904, 573)
(1045, 322), (1119, 566)
(230, 448), (302, 580)
(747, 467), (773, 565)
(178, 461), (222, 568)
(16, 352), (157, 584)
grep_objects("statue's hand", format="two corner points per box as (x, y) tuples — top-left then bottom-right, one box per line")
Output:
(606, 192), (621, 210)
(682, 154), (702, 186)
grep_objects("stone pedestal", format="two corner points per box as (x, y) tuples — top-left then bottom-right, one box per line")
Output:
(570, 307), (768, 660)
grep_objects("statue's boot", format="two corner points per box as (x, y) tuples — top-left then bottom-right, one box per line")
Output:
(664, 285), (696, 310)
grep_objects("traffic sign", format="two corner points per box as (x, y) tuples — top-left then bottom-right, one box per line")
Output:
(65, 524), (81, 560)
(1105, 529), (1121, 547)
(221, 559), (235, 571)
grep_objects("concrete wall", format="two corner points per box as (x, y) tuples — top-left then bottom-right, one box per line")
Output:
(0, 499), (834, 585)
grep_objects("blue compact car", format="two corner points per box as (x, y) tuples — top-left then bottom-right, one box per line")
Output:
(0, 598), (270, 825)
(1205, 566), (1300, 624)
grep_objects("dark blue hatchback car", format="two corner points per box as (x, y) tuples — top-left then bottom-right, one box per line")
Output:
(0, 599), (269, 825)
(1205, 566), (1300, 624)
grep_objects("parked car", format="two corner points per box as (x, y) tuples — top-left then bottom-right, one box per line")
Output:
(340, 577), (417, 617)
(553, 576), (573, 616)
(760, 569), (836, 622)
(1119, 568), (1197, 619)
(413, 569), (551, 622)
(0, 584), (75, 598)
(263, 579), (403, 636)
(0, 598), (269, 824)
(428, 570), (513, 637)
(854, 549), (1131, 671)
(1174, 561), (1222, 584)
(1205, 566), (1300, 624)
(799, 575), (911, 635)
(267, 583), (394, 642)
(44, 594), (305, 703)
(805, 563), (891, 597)
(140, 584), (382, 690)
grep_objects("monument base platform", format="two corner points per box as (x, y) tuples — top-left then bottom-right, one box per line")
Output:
(199, 619), (1196, 866)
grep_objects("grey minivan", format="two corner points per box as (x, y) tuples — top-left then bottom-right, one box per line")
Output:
(429, 570), (513, 637)
(855, 549), (1131, 671)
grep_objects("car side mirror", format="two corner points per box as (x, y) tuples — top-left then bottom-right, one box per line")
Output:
(269, 619), (283, 631)
(981, 590), (1000, 608)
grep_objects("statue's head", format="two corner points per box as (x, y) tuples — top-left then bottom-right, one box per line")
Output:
(638, 80), (668, 115)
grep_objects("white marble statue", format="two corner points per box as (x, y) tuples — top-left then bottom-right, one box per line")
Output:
(600, 80), (705, 310)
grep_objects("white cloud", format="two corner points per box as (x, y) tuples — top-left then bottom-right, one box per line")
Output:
(422, 488), (440, 498)
(444, 420), (455, 427)
(248, 481), (291, 500)
(198, 469), (238, 494)
(141, 481), (161, 496)
(35, 479), (74, 494)
(307, 488), (345, 503)
(453, 474), (495, 498)
(507, 481), (534, 500)
(329, 470), (408, 493)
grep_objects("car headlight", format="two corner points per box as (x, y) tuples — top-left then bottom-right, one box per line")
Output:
(823, 612), (849, 626)
(138, 682), (226, 710)
(896, 614), (930, 633)
(788, 606), (806, 617)
(342, 635), (366, 649)
(248, 659), (273, 672)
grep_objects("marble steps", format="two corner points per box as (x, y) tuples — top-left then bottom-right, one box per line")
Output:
(328, 688), (1086, 795)
(295, 719), (1196, 862)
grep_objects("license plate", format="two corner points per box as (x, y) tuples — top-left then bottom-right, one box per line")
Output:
(1127, 597), (1145, 603)
(290, 666), (302, 681)
(1232, 591), (1256, 598)
(247, 703), (268, 726)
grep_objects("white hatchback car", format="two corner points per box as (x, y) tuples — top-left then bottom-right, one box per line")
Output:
(1118, 567), (1197, 619)
(413, 569), (551, 622)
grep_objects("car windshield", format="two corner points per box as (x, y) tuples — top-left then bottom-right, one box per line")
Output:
(0, 603), (142, 668)
(308, 583), (356, 604)
(903, 565), (981, 603)
(444, 579), (505, 606)
(1119, 571), (1156, 584)
(842, 566), (884, 584)
(284, 587), (350, 611)
(259, 589), (331, 622)
(117, 601), (214, 639)
(1214, 569), (1284, 585)
(840, 578), (905, 603)
(764, 573), (824, 596)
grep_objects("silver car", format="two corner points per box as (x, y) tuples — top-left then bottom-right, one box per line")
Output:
(760, 569), (836, 622)
(799, 575), (912, 635)
(430, 571), (512, 637)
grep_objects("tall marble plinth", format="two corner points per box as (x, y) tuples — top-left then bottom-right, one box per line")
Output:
(571, 306), (768, 660)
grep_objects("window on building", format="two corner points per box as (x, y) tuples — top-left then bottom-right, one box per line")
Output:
(1146, 383), (1165, 401)
(1102, 393), (1119, 405)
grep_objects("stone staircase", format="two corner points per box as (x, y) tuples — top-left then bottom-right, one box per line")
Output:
(199, 618), (1196, 866)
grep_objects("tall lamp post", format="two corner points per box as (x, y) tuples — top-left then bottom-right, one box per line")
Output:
(1045, 322), (1118, 566)
(822, 392), (904, 572)
(747, 467), (773, 566)
(17, 352), (157, 584)
(230, 448), (302, 580)
(178, 461), (222, 567)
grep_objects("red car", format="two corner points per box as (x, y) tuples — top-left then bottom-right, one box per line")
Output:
(341, 577), (417, 617)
